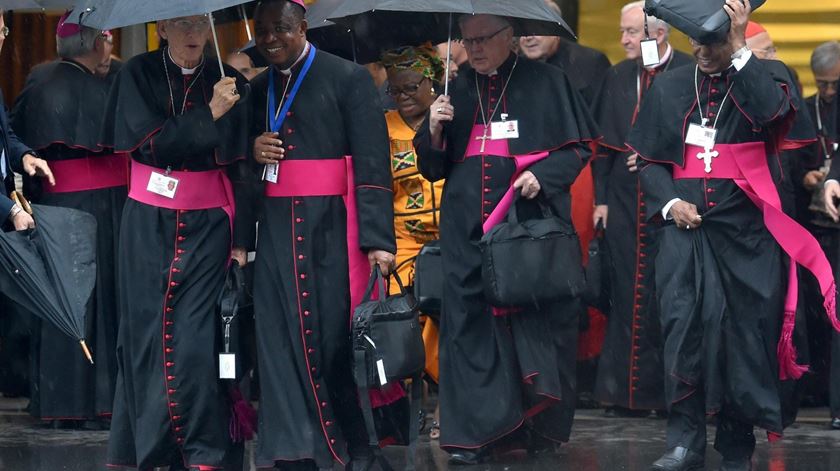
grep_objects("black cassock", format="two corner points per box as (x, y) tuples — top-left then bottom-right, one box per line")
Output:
(10, 59), (124, 422)
(248, 49), (395, 469)
(102, 50), (252, 470)
(627, 57), (815, 454)
(545, 38), (611, 105)
(414, 54), (599, 449)
(590, 50), (693, 411)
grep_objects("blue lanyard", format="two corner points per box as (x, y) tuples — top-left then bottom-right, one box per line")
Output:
(268, 45), (316, 133)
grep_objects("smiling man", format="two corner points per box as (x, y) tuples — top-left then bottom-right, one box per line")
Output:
(247, 0), (397, 469)
(627, 1), (833, 470)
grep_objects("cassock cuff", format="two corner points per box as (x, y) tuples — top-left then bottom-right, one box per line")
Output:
(662, 198), (682, 220)
(732, 50), (753, 72)
(825, 179), (839, 188)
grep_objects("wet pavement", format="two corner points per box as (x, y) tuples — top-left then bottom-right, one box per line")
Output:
(2, 398), (840, 470)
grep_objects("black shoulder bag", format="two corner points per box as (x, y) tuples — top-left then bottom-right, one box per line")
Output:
(412, 239), (443, 318)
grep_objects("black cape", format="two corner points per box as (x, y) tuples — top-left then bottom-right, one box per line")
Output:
(247, 48), (396, 469)
(545, 38), (612, 105)
(414, 53), (599, 449)
(104, 49), (250, 470)
(627, 57), (816, 433)
(9, 60), (125, 421)
(590, 50), (693, 411)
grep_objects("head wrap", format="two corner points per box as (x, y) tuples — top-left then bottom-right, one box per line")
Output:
(381, 43), (445, 84)
(745, 21), (767, 39)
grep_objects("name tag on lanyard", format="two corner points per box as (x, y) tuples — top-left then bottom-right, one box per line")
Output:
(491, 119), (519, 140)
(219, 353), (236, 379)
(685, 123), (717, 149)
(640, 39), (661, 68)
(147, 171), (179, 198)
(263, 45), (317, 183)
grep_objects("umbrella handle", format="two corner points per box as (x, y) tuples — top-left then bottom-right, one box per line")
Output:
(209, 12), (226, 78)
(80, 340), (94, 365)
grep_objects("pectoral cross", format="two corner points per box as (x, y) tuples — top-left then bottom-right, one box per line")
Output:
(475, 127), (491, 153)
(697, 146), (719, 173)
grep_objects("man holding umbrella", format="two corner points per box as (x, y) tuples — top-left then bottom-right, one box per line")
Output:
(415, 13), (599, 465)
(249, 0), (397, 469)
(102, 12), (252, 471)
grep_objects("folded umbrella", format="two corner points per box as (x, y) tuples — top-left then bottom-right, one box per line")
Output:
(0, 204), (97, 363)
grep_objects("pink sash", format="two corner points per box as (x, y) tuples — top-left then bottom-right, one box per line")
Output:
(264, 157), (403, 407)
(675, 142), (840, 379)
(43, 153), (129, 193)
(128, 160), (235, 240)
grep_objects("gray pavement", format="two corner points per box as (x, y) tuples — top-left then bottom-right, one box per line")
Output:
(1, 398), (840, 470)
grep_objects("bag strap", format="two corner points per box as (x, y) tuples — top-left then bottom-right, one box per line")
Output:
(507, 192), (559, 225)
(361, 266), (383, 305)
(353, 349), (394, 471)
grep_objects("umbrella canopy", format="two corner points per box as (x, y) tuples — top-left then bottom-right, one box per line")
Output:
(64, 0), (252, 30)
(0, 204), (97, 362)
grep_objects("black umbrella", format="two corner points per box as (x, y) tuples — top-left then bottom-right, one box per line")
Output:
(326, 0), (575, 90)
(0, 204), (97, 363)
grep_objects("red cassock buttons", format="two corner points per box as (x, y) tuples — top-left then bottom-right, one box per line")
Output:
(167, 375), (175, 381)
(165, 334), (173, 340)
(321, 402), (327, 408)
(304, 310), (311, 317)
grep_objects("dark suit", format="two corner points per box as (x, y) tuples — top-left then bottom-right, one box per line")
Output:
(0, 87), (34, 216)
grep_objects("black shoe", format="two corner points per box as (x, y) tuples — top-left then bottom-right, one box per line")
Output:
(527, 431), (561, 456)
(719, 457), (752, 471)
(448, 448), (490, 466)
(649, 447), (705, 471)
(831, 418), (840, 430)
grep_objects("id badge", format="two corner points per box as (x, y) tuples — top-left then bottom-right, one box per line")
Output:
(263, 163), (279, 184)
(641, 39), (661, 67)
(490, 120), (519, 140)
(147, 171), (179, 199)
(685, 123), (717, 149)
(376, 358), (388, 386)
(219, 353), (236, 379)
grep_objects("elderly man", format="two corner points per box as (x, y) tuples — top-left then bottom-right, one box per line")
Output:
(10, 11), (126, 429)
(590, 1), (692, 417)
(102, 14), (251, 471)
(628, 1), (835, 470)
(813, 41), (840, 430)
(415, 13), (599, 465)
(248, 0), (397, 469)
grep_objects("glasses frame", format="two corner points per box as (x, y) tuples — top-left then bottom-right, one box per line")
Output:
(386, 78), (430, 98)
(461, 25), (511, 49)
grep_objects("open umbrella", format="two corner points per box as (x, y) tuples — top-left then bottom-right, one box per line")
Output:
(326, 0), (574, 91)
(0, 203), (97, 363)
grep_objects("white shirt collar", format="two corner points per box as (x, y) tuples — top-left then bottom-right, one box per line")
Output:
(168, 48), (203, 75)
(281, 42), (311, 76)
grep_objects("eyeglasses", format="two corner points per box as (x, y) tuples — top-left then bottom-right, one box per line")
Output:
(170, 19), (210, 33)
(817, 79), (840, 90)
(0, 26), (9, 37)
(461, 26), (511, 49)
(386, 79), (427, 98)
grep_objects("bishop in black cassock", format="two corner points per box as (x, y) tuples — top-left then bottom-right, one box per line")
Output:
(415, 14), (599, 465)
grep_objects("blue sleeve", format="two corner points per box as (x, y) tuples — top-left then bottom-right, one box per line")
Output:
(0, 194), (13, 217)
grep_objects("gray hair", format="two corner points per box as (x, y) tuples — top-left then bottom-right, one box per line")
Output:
(811, 41), (840, 75)
(622, 1), (670, 39)
(56, 25), (100, 59)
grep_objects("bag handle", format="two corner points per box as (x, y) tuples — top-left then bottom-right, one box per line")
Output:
(361, 265), (410, 303)
(506, 192), (557, 225)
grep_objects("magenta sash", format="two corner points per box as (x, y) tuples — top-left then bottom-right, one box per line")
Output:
(675, 142), (840, 379)
(264, 157), (404, 407)
(43, 153), (129, 193)
(128, 160), (235, 240)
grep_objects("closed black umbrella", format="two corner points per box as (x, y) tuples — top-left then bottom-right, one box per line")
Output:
(0, 204), (97, 363)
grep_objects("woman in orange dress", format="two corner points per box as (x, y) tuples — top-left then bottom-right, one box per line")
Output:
(381, 44), (446, 439)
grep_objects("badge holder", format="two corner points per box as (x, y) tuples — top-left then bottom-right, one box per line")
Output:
(640, 14), (660, 68)
(147, 166), (180, 199)
(219, 314), (237, 380)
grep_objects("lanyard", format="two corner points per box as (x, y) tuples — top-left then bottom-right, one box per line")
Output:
(693, 66), (734, 129)
(267, 45), (316, 133)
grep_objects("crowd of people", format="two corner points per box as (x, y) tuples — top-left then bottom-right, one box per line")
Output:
(0, 0), (840, 470)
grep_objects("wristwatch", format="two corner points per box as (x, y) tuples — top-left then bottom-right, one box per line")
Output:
(731, 46), (751, 61)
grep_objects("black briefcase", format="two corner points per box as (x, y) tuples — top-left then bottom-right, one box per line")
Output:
(480, 195), (585, 308)
(583, 221), (611, 315)
(413, 240), (443, 317)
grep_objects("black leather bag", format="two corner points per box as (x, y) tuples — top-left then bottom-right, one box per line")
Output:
(412, 240), (443, 317)
(351, 267), (425, 470)
(480, 195), (585, 308)
(583, 221), (611, 315)
(644, 0), (766, 45)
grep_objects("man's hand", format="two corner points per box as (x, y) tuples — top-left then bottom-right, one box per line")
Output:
(824, 180), (840, 222)
(22, 154), (54, 186)
(803, 170), (826, 191)
(10, 208), (34, 231)
(368, 250), (396, 276)
(593, 205), (608, 229)
(231, 247), (248, 267)
(513, 171), (541, 199)
(669, 201), (702, 230)
(254, 132), (285, 164)
(429, 95), (454, 148)
(209, 77), (241, 121)
(724, 0), (751, 51)
(626, 153), (639, 173)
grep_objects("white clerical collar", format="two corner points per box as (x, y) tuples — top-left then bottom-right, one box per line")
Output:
(646, 44), (673, 71)
(281, 42), (311, 76)
(168, 48), (203, 75)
